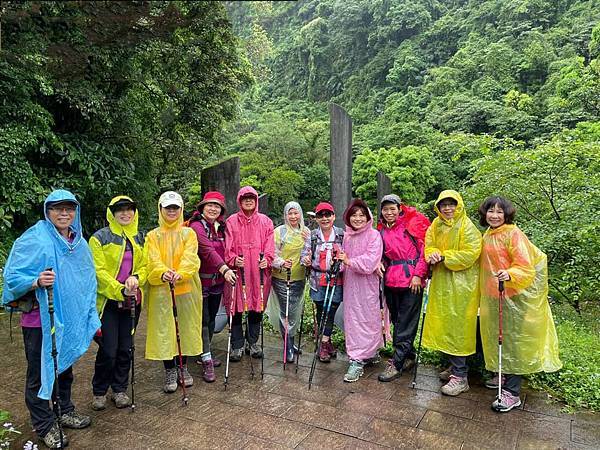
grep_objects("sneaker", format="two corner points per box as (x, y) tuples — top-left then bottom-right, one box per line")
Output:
(41, 423), (69, 448)
(247, 342), (263, 359)
(485, 373), (505, 389)
(111, 391), (131, 408)
(164, 367), (178, 393)
(229, 348), (243, 362)
(492, 389), (522, 412)
(212, 357), (222, 368)
(181, 365), (193, 387)
(440, 375), (470, 396)
(439, 366), (452, 382)
(364, 354), (381, 367)
(59, 410), (91, 429)
(318, 341), (331, 363)
(343, 361), (365, 383)
(91, 394), (106, 411)
(402, 358), (416, 372)
(202, 359), (216, 383)
(378, 359), (402, 382)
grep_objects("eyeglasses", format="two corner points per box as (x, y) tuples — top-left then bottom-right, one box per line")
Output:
(164, 205), (181, 211)
(316, 212), (333, 218)
(48, 206), (76, 213)
(438, 203), (457, 209)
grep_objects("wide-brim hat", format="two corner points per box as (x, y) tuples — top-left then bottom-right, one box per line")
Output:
(109, 198), (137, 213)
(197, 191), (226, 214)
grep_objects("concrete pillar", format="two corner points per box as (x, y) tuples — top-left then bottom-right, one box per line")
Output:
(329, 103), (352, 226)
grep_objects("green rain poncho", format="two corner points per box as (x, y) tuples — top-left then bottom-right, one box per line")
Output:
(480, 224), (561, 374)
(423, 190), (482, 356)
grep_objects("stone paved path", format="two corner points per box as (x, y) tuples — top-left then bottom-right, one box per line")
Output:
(1, 312), (598, 449)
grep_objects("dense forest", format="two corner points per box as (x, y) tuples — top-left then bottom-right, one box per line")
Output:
(0, 1), (598, 409)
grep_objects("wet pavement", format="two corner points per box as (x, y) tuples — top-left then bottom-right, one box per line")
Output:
(1, 312), (598, 449)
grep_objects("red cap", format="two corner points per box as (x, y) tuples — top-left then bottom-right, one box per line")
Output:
(315, 202), (334, 214)
(197, 191), (226, 213)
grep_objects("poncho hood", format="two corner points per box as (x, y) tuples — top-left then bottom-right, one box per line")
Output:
(158, 192), (184, 230)
(107, 195), (139, 239)
(343, 198), (374, 237)
(434, 189), (466, 227)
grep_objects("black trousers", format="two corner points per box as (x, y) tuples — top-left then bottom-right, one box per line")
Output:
(385, 287), (423, 370)
(231, 311), (262, 350)
(314, 300), (340, 338)
(23, 327), (75, 438)
(202, 293), (222, 355)
(92, 301), (140, 396)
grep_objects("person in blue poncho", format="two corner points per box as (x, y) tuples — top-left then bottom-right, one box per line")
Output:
(2, 189), (101, 449)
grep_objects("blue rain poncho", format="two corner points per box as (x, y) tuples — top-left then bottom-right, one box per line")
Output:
(2, 190), (100, 399)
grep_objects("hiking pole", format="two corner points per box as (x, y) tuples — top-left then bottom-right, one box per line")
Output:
(259, 253), (265, 380)
(379, 276), (386, 347)
(308, 265), (333, 389)
(46, 269), (65, 449)
(412, 265), (432, 389)
(169, 282), (188, 406)
(308, 257), (341, 389)
(296, 269), (310, 373)
(497, 279), (505, 402)
(239, 255), (255, 378)
(283, 267), (291, 370)
(224, 274), (236, 390)
(126, 291), (137, 412)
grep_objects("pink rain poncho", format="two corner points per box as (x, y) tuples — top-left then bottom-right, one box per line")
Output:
(342, 199), (384, 362)
(224, 186), (275, 314)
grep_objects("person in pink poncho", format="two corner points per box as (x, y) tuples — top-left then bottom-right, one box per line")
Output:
(224, 186), (275, 361)
(338, 199), (384, 382)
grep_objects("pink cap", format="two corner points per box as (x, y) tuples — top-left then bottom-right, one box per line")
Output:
(315, 202), (334, 214)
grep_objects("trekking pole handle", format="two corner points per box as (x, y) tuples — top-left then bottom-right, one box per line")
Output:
(259, 253), (264, 285)
(45, 268), (54, 311)
(498, 279), (504, 292)
(239, 254), (246, 285)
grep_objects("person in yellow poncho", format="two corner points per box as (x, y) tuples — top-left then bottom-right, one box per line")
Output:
(89, 196), (146, 411)
(423, 190), (482, 397)
(478, 196), (561, 413)
(145, 191), (202, 393)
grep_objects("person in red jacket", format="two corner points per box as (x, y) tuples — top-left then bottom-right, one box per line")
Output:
(376, 194), (431, 382)
(188, 191), (237, 382)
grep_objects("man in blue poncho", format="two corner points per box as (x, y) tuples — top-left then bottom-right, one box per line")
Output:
(2, 189), (101, 448)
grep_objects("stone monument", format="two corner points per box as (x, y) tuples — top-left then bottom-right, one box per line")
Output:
(201, 157), (240, 216)
(329, 103), (352, 227)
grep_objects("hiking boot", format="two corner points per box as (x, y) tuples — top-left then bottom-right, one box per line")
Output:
(202, 359), (216, 383)
(402, 358), (416, 372)
(318, 341), (331, 363)
(229, 348), (243, 362)
(492, 389), (522, 412)
(325, 340), (337, 358)
(164, 367), (178, 393)
(364, 354), (381, 367)
(59, 410), (91, 429)
(439, 365), (452, 382)
(378, 359), (402, 382)
(181, 365), (193, 387)
(212, 357), (222, 368)
(247, 342), (263, 359)
(343, 361), (365, 383)
(91, 394), (106, 411)
(441, 375), (470, 396)
(41, 423), (69, 448)
(111, 391), (131, 408)
(485, 373), (505, 389)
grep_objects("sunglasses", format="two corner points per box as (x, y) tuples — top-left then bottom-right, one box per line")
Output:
(316, 212), (333, 218)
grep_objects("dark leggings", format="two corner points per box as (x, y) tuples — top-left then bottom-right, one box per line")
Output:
(163, 356), (188, 369)
(313, 300), (340, 338)
(385, 287), (423, 370)
(202, 293), (222, 355)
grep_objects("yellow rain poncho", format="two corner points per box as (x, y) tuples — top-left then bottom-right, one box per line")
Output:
(480, 224), (561, 374)
(145, 200), (202, 360)
(89, 195), (147, 317)
(423, 190), (482, 356)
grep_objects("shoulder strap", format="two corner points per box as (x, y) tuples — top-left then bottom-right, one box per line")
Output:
(405, 230), (420, 259)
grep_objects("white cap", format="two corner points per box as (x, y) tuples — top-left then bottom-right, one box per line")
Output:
(159, 191), (183, 208)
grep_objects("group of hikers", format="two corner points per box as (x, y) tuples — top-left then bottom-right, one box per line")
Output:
(2, 186), (562, 448)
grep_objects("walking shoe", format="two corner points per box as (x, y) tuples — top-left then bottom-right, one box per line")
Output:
(111, 391), (131, 408)
(402, 358), (416, 372)
(438, 365), (452, 382)
(318, 341), (331, 363)
(212, 357), (222, 368)
(485, 373), (505, 389)
(181, 365), (194, 387)
(440, 375), (470, 396)
(41, 423), (69, 448)
(202, 359), (216, 383)
(247, 342), (263, 359)
(364, 354), (381, 367)
(164, 367), (178, 393)
(378, 359), (402, 382)
(492, 389), (522, 412)
(91, 394), (106, 411)
(343, 361), (365, 383)
(229, 348), (243, 362)
(59, 410), (91, 429)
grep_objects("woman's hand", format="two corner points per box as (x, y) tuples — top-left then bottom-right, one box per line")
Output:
(235, 256), (244, 268)
(37, 270), (55, 288)
(124, 276), (139, 293)
(427, 252), (443, 264)
(301, 228), (310, 239)
(162, 270), (182, 283)
(302, 254), (312, 266)
(224, 269), (237, 286)
(376, 262), (385, 278)
(337, 251), (349, 265)
(282, 259), (293, 269)
(496, 270), (511, 282)
(258, 258), (268, 270)
(410, 276), (422, 294)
